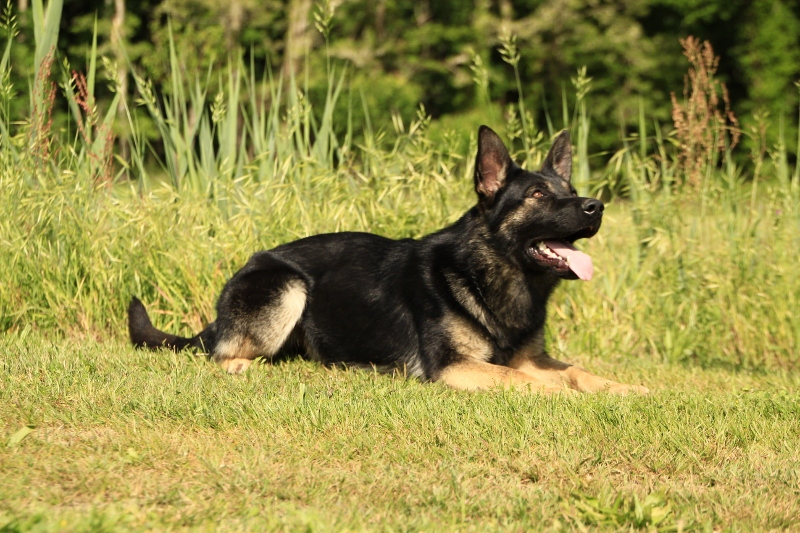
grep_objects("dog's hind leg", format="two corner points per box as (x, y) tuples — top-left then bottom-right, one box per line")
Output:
(212, 254), (309, 374)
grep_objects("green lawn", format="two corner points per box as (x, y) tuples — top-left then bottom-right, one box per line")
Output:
(2, 333), (798, 532)
(3, 171), (800, 531)
(2, 7), (800, 529)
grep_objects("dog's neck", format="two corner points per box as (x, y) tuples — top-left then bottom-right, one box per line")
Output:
(441, 209), (560, 340)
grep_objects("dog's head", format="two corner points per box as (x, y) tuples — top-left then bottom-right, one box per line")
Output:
(473, 126), (602, 281)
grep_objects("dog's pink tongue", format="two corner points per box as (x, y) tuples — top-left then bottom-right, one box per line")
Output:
(543, 240), (594, 281)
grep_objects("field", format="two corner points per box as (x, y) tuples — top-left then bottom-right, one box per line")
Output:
(2, 327), (799, 531)
(2, 2), (800, 530)
(3, 189), (800, 531)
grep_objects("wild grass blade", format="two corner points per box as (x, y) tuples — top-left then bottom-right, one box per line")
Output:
(87, 15), (97, 107)
(32, 0), (62, 77)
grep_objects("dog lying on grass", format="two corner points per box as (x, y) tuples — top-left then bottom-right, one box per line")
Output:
(129, 126), (648, 395)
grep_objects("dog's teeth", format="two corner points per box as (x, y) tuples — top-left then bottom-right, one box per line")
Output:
(534, 241), (563, 261)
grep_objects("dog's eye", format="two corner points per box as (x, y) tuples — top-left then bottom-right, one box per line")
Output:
(530, 190), (544, 199)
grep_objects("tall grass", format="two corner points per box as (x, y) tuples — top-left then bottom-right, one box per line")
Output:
(0, 2), (799, 371)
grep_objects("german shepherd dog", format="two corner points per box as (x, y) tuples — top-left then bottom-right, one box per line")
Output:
(129, 127), (648, 395)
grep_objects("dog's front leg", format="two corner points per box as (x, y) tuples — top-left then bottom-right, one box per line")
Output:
(437, 360), (575, 394)
(508, 354), (649, 395)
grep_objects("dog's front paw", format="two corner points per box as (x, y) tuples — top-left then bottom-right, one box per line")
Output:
(606, 382), (649, 395)
(531, 384), (580, 396)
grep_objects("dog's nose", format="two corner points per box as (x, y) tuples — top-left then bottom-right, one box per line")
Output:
(582, 199), (604, 215)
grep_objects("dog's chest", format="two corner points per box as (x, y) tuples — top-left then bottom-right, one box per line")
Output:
(443, 311), (545, 366)
(445, 269), (533, 331)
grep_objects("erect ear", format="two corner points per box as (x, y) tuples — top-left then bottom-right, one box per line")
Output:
(541, 130), (572, 182)
(474, 126), (514, 203)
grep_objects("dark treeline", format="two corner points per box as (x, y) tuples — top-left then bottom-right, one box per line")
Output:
(8, 0), (800, 157)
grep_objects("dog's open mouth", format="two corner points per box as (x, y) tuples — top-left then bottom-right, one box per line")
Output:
(529, 240), (593, 281)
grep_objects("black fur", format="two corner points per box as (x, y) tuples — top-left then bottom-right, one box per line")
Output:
(129, 126), (605, 383)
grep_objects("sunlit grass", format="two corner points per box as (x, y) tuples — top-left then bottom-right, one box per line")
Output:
(1, 334), (799, 532)
(3, 167), (798, 371)
(1, 1), (800, 530)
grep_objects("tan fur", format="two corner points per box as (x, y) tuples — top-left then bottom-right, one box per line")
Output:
(438, 360), (571, 394)
(444, 272), (492, 328)
(445, 314), (492, 362)
(497, 202), (530, 234)
(253, 279), (307, 351)
(444, 250), (531, 333)
(507, 332), (649, 395)
(213, 279), (307, 373)
(214, 336), (259, 374)
(214, 336), (260, 361)
(218, 358), (252, 374)
(497, 180), (568, 235)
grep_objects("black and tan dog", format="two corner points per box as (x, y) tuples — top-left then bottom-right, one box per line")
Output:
(129, 126), (647, 395)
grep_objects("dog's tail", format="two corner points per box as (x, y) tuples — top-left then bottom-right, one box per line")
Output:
(128, 297), (215, 353)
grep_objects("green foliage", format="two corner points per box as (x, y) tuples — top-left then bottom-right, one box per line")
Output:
(565, 489), (672, 529)
(738, 0), (800, 114)
(3, 0), (799, 159)
(1, 13), (800, 530)
(1, 17), (800, 372)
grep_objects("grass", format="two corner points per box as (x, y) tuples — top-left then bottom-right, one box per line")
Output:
(1, 2), (800, 530)
(3, 178), (799, 371)
(2, 194), (800, 531)
(2, 334), (799, 532)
